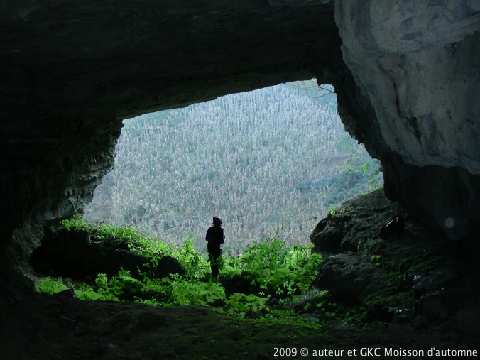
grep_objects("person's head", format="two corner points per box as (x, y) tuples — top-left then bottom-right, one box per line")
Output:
(212, 217), (222, 226)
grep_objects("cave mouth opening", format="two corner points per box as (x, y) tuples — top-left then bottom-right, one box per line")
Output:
(83, 79), (382, 255)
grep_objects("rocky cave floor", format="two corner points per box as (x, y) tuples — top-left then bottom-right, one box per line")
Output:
(1, 191), (480, 360)
(2, 291), (478, 360)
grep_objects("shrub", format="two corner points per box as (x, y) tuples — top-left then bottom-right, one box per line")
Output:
(225, 293), (268, 317)
(75, 285), (120, 301)
(35, 277), (68, 295)
(220, 236), (322, 301)
(170, 278), (226, 306)
(38, 220), (324, 323)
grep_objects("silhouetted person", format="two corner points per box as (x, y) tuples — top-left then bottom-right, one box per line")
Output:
(206, 217), (224, 279)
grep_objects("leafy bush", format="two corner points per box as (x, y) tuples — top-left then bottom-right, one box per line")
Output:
(225, 293), (268, 317)
(222, 236), (322, 299)
(60, 215), (147, 246)
(38, 220), (323, 322)
(176, 236), (210, 280)
(35, 277), (68, 295)
(75, 284), (120, 301)
(59, 215), (94, 232)
(170, 278), (226, 306)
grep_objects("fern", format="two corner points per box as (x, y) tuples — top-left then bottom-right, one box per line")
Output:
(39, 220), (323, 322)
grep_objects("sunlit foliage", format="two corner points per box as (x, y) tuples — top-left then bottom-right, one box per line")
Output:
(36, 220), (323, 318)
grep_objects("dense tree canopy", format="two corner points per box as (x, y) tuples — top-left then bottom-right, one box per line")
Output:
(85, 81), (382, 254)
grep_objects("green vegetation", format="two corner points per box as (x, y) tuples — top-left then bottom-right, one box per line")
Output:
(36, 276), (69, 295)
(37, 219), (322, 321)
(84, 81), (382, 251)
(36, 81), (386, 338)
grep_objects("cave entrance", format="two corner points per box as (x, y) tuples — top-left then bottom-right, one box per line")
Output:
(84, 80), (382, 255)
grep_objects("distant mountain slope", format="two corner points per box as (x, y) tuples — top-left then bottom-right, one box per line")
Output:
(85, 81), (382, 253)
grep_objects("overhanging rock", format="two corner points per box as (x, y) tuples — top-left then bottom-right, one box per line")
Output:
(334, 0), (480, 239)
(0, 0), (480, 305)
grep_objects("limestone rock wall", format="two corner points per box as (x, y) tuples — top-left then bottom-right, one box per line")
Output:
(0, 115), (118, 307)
(310, 190), (480, 337)
(334, 0), (480, 238)
(1, 0), (480, 306)
(0, 0), (338, 306)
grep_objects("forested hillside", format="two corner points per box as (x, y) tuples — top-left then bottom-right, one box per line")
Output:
(84, 81), (382, 254)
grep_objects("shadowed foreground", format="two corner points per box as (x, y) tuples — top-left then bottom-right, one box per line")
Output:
(2, 191), (479, 360)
